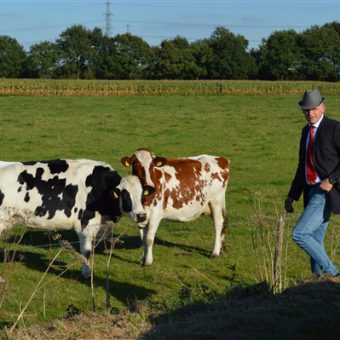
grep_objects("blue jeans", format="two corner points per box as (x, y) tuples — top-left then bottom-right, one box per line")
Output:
(291, 185), (339, 276)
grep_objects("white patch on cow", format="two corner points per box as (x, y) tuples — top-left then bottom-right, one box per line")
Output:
(135, 150), (155, 187)
(117, 175), (146, 224)
(162, 166), (180, 190)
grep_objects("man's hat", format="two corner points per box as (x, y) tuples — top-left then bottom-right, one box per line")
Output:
(299, 89), (325, 110)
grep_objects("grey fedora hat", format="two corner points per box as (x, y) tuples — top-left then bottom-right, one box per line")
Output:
(299, 89), (325, 110)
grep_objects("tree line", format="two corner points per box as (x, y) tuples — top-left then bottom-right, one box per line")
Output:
(0, 22), (339, 81)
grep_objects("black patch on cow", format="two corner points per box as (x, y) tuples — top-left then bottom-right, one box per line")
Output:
(80, 166), (122, 228)
(17, 167), (78, 220)
(22, 159), (69, 174)
(0, 190), (4, 206)
(78, 209), (83, 220)
(121, 189), (132, 213)
(74, 207), (78, 213)
(17, 186), (22, 193)
(24, 192), (30, 202)
(22, 161), (37, 166)
(46, 160), (69, 174)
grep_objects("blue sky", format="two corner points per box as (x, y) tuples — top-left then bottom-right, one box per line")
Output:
(0, 0), (339, 51)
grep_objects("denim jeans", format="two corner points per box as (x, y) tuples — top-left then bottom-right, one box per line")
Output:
(291, 184), (339, 276)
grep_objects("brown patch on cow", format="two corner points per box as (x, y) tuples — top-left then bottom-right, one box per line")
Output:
(216, 157), (230, 170)
(204, 163), (210, 172)
(164, 172), (172, 183)
(211, 172), (222, 182)
(143, 167), (163, 207)
(216, 157), (230, 185)
(161, 159), (206, 210)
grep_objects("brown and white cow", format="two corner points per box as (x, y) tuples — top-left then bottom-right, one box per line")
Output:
(120, 149), (230, 266)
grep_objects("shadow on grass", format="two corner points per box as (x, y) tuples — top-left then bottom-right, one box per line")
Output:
(154, 237), (211, 258)
(114, 234), (211, 258)
(0, 249), (155, 304)
(143, 279), (340, 339)
(1, 231), (156, 307)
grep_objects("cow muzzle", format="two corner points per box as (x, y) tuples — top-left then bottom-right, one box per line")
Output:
(136, 213), (147, 223)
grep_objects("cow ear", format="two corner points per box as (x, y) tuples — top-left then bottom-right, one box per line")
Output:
(154, 157), (167, 167)
(143, 185), (155, 196)
(121, 156), (132, 167)
(112, 188), (121, 199)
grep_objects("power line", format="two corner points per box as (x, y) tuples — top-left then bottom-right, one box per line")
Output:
(3, 19), (313, 34)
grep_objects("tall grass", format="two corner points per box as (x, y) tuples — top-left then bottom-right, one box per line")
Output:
(250, 193), (291, 292)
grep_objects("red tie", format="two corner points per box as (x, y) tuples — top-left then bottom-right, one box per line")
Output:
(306, 126), (317, 184)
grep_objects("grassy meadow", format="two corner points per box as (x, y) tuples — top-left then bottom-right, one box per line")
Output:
(0, 83), (340, 336)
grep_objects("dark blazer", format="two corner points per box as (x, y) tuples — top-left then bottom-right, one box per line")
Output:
(288, 115), (340, 213)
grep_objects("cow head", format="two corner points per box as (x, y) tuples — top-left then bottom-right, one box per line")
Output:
(112, 175), (155, 226)
(121, 149), (166, 189)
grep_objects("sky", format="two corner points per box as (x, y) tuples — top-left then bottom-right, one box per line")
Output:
(0, 0), (339, 51)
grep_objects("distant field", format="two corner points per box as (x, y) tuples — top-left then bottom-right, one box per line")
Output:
(1, 79), (340, 96)
(0, 87), (339, 332)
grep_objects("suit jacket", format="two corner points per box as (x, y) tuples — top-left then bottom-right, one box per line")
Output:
(288, 115), (340, 213)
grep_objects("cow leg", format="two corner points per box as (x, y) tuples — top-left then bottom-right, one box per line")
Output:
(209, 201), (226, 258)
(77, 231), (94, 279)
(141, 217), (160, 266)
(140, 227), (148, 265)
(139, 227), (144, 242)
(220, 208), (228, 251)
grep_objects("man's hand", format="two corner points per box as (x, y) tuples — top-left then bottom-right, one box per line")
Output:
(284, 197), (294, 213)
(320, 178), (333, 193)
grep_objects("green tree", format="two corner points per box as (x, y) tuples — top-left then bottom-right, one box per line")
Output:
(151, 36), (201, 79)
(56, 25), (93, 79)
(0, 35), (26, 78)
(112, 33), (153, 79)
(299, 24), (340, 81)
(255, 30), (302, 80)
(190, 39), (214, 79)
(207, 27), (255, 79)
(24, 41), (60, 78)
(89, 28), (119, 79)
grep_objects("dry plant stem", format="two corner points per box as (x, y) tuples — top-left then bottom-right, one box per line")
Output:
(105, 230), (127, 313)
(272, 216), (285, 293)
(91, 238), (96, 313)
(9, 248), (63, 333)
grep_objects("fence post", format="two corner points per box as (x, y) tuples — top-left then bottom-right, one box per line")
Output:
(272, 216), (285, 293)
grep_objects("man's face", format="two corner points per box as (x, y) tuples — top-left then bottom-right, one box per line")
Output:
(302, 103), (325, 125)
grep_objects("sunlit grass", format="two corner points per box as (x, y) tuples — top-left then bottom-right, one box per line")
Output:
(0, 91), (339, 330)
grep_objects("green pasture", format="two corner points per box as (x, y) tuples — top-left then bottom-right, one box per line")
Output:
(0, 93), (339, 330)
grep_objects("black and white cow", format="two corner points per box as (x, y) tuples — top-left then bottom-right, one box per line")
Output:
(0, 159), (123, 279)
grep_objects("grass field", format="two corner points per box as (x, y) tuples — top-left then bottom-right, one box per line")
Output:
(0, 87), (340, 336)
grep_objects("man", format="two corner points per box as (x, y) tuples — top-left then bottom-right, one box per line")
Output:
(285, 89), (339, 277)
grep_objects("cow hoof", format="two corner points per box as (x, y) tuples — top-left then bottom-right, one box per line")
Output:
(79, 274), (91, 282)
(81, 265), (91, 280)
(141, 260), (153, 267)
(210, 253), (219, 259)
